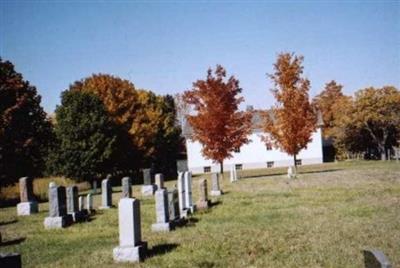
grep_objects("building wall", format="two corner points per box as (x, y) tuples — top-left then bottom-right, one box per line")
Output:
(186, 128), (323, 174)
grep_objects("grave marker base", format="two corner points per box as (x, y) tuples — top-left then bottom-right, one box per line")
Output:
(113, 241), (148, 263)
(17, 201), (38, 216)
(44, 215), (73, 229)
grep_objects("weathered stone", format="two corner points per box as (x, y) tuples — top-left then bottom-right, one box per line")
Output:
(184, 171), (195, 213)
(100, 178), (112, 209)
(113, 198), (147, 263)
(86, 193), (93, 212)
(17, 202), (38, 216)
(155, 173), (164, 189)
(196, 179), (209, 210)
(210, 173), (222, 196)
(78, 196), (84, 211)
(142, 168), (152, 185)
(0, 253), (21, 268)
(363, 249), (392, 268)
(152, 189), (172, 232)
(17, 177), (38, 216)
(176, 160), (188, 172)
(141, 184), (156, 196)
(44, 184), (72, 228)
(287, 166), (296, 179)
(122, 177), (132, 198)
(177, 172), (187, 217)
(67, 186), (79, 214)
(230, 166), (238, 183)
(167, 188), (180, 221)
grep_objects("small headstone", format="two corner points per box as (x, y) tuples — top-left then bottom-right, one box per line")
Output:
(287, 166), (296, 179)
(99, 178), (112, 209)
(151, 188), (172, 232)
(230, 166), (238, 183)
(167, 188), (180, 221)
(68, 186), (86, 222)
(142, 169), (152, 185)
(363, 249), (392, 268)
(141, 169), (156, 196)
(17, 177), (38, 216)
(0, 253), (21, 268)
(196, 178), (209, 210)
(176, 160), (188, 172)
(184, 171), (195, 213)
(44, 184), (72, 228)
(78, 196), (84, 211)
(155, 173), (164, 189)
(177, 172), (187, 218)
(113, 198), (147, 263)
(210, 173), (222, 196)
(86, 193), (93, 213)
(122, 177), (132, 198)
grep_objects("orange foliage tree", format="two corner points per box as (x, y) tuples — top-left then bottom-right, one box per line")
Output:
(183, 65), (252, 173)
(263, 53), (316, 169)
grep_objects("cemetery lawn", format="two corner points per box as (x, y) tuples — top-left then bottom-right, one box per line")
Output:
(0, 161), (399, 267)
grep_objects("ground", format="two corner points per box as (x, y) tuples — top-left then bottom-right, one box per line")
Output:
(0, 161), (399, 267)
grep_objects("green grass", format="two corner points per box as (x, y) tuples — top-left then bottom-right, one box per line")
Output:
(1, 160), (399, 267)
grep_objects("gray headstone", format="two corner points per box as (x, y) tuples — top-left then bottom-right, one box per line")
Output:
(199, 179), (208, 202)
(0, 253), (21, 268)
(363, 249), (392, 268)
(184, 172), (193, 208)
(155, 189), (169, 223)
(86, 193), (93, 211)
(66, 186), (79, 214)
(155, 173), (164, 189)
(167, 188), (180, 221)
(177, 172), (186, 212)
(78, 196), (84, 211)
(176, 160), (188, 172)
(101, 178), (112, 208)
(19, 177), (34, 202)
(49, 185), (67, 217)
(211, 173), (220, 192)
(143, 169), (152, 185)
(122, 177), (132, 198)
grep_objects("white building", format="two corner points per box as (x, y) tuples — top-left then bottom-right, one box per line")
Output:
(182, 109), (324, 174)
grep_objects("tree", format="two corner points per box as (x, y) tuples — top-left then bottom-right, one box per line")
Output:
(263, 53), (316, 169)
(312, 80), (345, 138)
(183, 65), (252, 173)
(47, 90), (118, 182)
(0, 58), (53, 187)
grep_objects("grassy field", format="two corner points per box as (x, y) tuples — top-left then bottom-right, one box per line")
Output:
(0, 161), (399, 267)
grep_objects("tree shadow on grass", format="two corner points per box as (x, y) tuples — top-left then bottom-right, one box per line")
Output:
(146, 243), (178, 258)
(240, 168), (343, 179)
(0, 237), (25, 247)
(0, 220), (17, 226)
(174, 217), (199, 229)
(209, 200), (222, 208)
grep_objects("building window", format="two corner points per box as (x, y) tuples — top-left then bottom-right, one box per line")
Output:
(235, 164), (243, 170)
(203, 166), (211, 173)
(295, 159), (302, 166)
(266, 143), (272, 151)
(234, 147), (240, 153)
(267, 161), (274, 168)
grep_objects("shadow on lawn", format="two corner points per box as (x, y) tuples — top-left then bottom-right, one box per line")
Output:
(0, 237), (26, 247)
(0, 219), (17, 226)
(146, 243), (178, 258)
(209, 200), (222, 208)
(174, 217), (199, 229)
(240, 168), (343, 179)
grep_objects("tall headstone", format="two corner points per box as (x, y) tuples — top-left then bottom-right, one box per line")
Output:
(151, 189), (172, 232)
(44, 184), (72, 228)
(86, 193), (93, 213)
(167, 188), (180, 221)
(210, 173), (222, 196)
(17, 177), (38, 216)
(184, 171), (195, 213)
(155, 173), (164, 189)
(196, 179), (209, 210)
(67, 186), (86, 222)
(177, 172), (187, 218)
(230, 166), (238, 183)
(113, 198), (147, 263)
(141, 168), (156, 196)
(99, 178), (112, 209)
(363, 249), (392, 268)
(122, 177), (132, 198)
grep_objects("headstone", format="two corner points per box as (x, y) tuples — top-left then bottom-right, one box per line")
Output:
(184, 171), (195, 213)
(44, 184), (72, 228)
(86, 193), (93, 213)
(167, 188), (180, 221)
(287, 166), (296, 179)
(177, 171), (187, 218)
(230, 166), (238, 183)
(151, 188), (172, 232)
(0, 253), (21, 268)
(363, 249), (392, 268)
(176, 160), (188, 172)
(113, 198), (147, 263)
(196, 179), (209, 210)
(49, 181), (56, 188)
(155, 173), (164, 189)
(67, 186), (86, 222)
(99, 178), (112, 209)
(16, 177), (38, 216)
(210, 173), (222, 196)
(122, 177), (132, 198)
(141, 169), (156, 196)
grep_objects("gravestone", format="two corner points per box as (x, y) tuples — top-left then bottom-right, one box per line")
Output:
(196, 179), (209, 210)
(363, 249), (392, 268)
(141, 168), (156, 196)
(99, 178), (112, 209)
(17, 177), (38, 216)
(122, 177), (132, 198)
(155, 173), (164, 189)
(0, 253), (21, 268)
(210, 173), (222, 196)
(86, 193), (93, 213)
(177, 172), (187, 218)
(151, 189), (172, 232)
(184, 171), (195, 213)
(113, 198), (147, 263)
(176, 160), (188, 173)
(287, 166), (296, 179)
(67, 186), (86, 222)
(44, 184), (72, 228)
(230, 166), (238, 183)
(167, 188), (180, 221)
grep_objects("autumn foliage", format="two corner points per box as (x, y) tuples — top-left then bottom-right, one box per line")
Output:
(183, 65), (252, 172)
(263, 53), (316, 167)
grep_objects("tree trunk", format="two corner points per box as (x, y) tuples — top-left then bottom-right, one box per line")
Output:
(293, 154), (297, 169)
(219, 160), (224, 174)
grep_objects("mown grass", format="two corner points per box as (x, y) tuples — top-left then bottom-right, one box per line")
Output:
(0, 160), (399, 267)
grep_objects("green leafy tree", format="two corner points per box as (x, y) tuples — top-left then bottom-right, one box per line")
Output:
(48, 90), (119, 182)
(0, 58), (53, 187)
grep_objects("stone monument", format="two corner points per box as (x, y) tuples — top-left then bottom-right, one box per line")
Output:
(196, 179), (209, 210)
(155, 173), (164, 189)
(99, 178), (112, 209)
(17, 177), (38, 216)
(210, 173), (222, 196)
(141, 168), (156, 196)
(151, 188), (172, 232)
(66, 186), (86, 222)
(167, 188), (180, 221)
(121, 177), (132, 198)
(184, 171), (195, 213)
(44, 184), (72, 228)
(177, 171), (188, 218)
